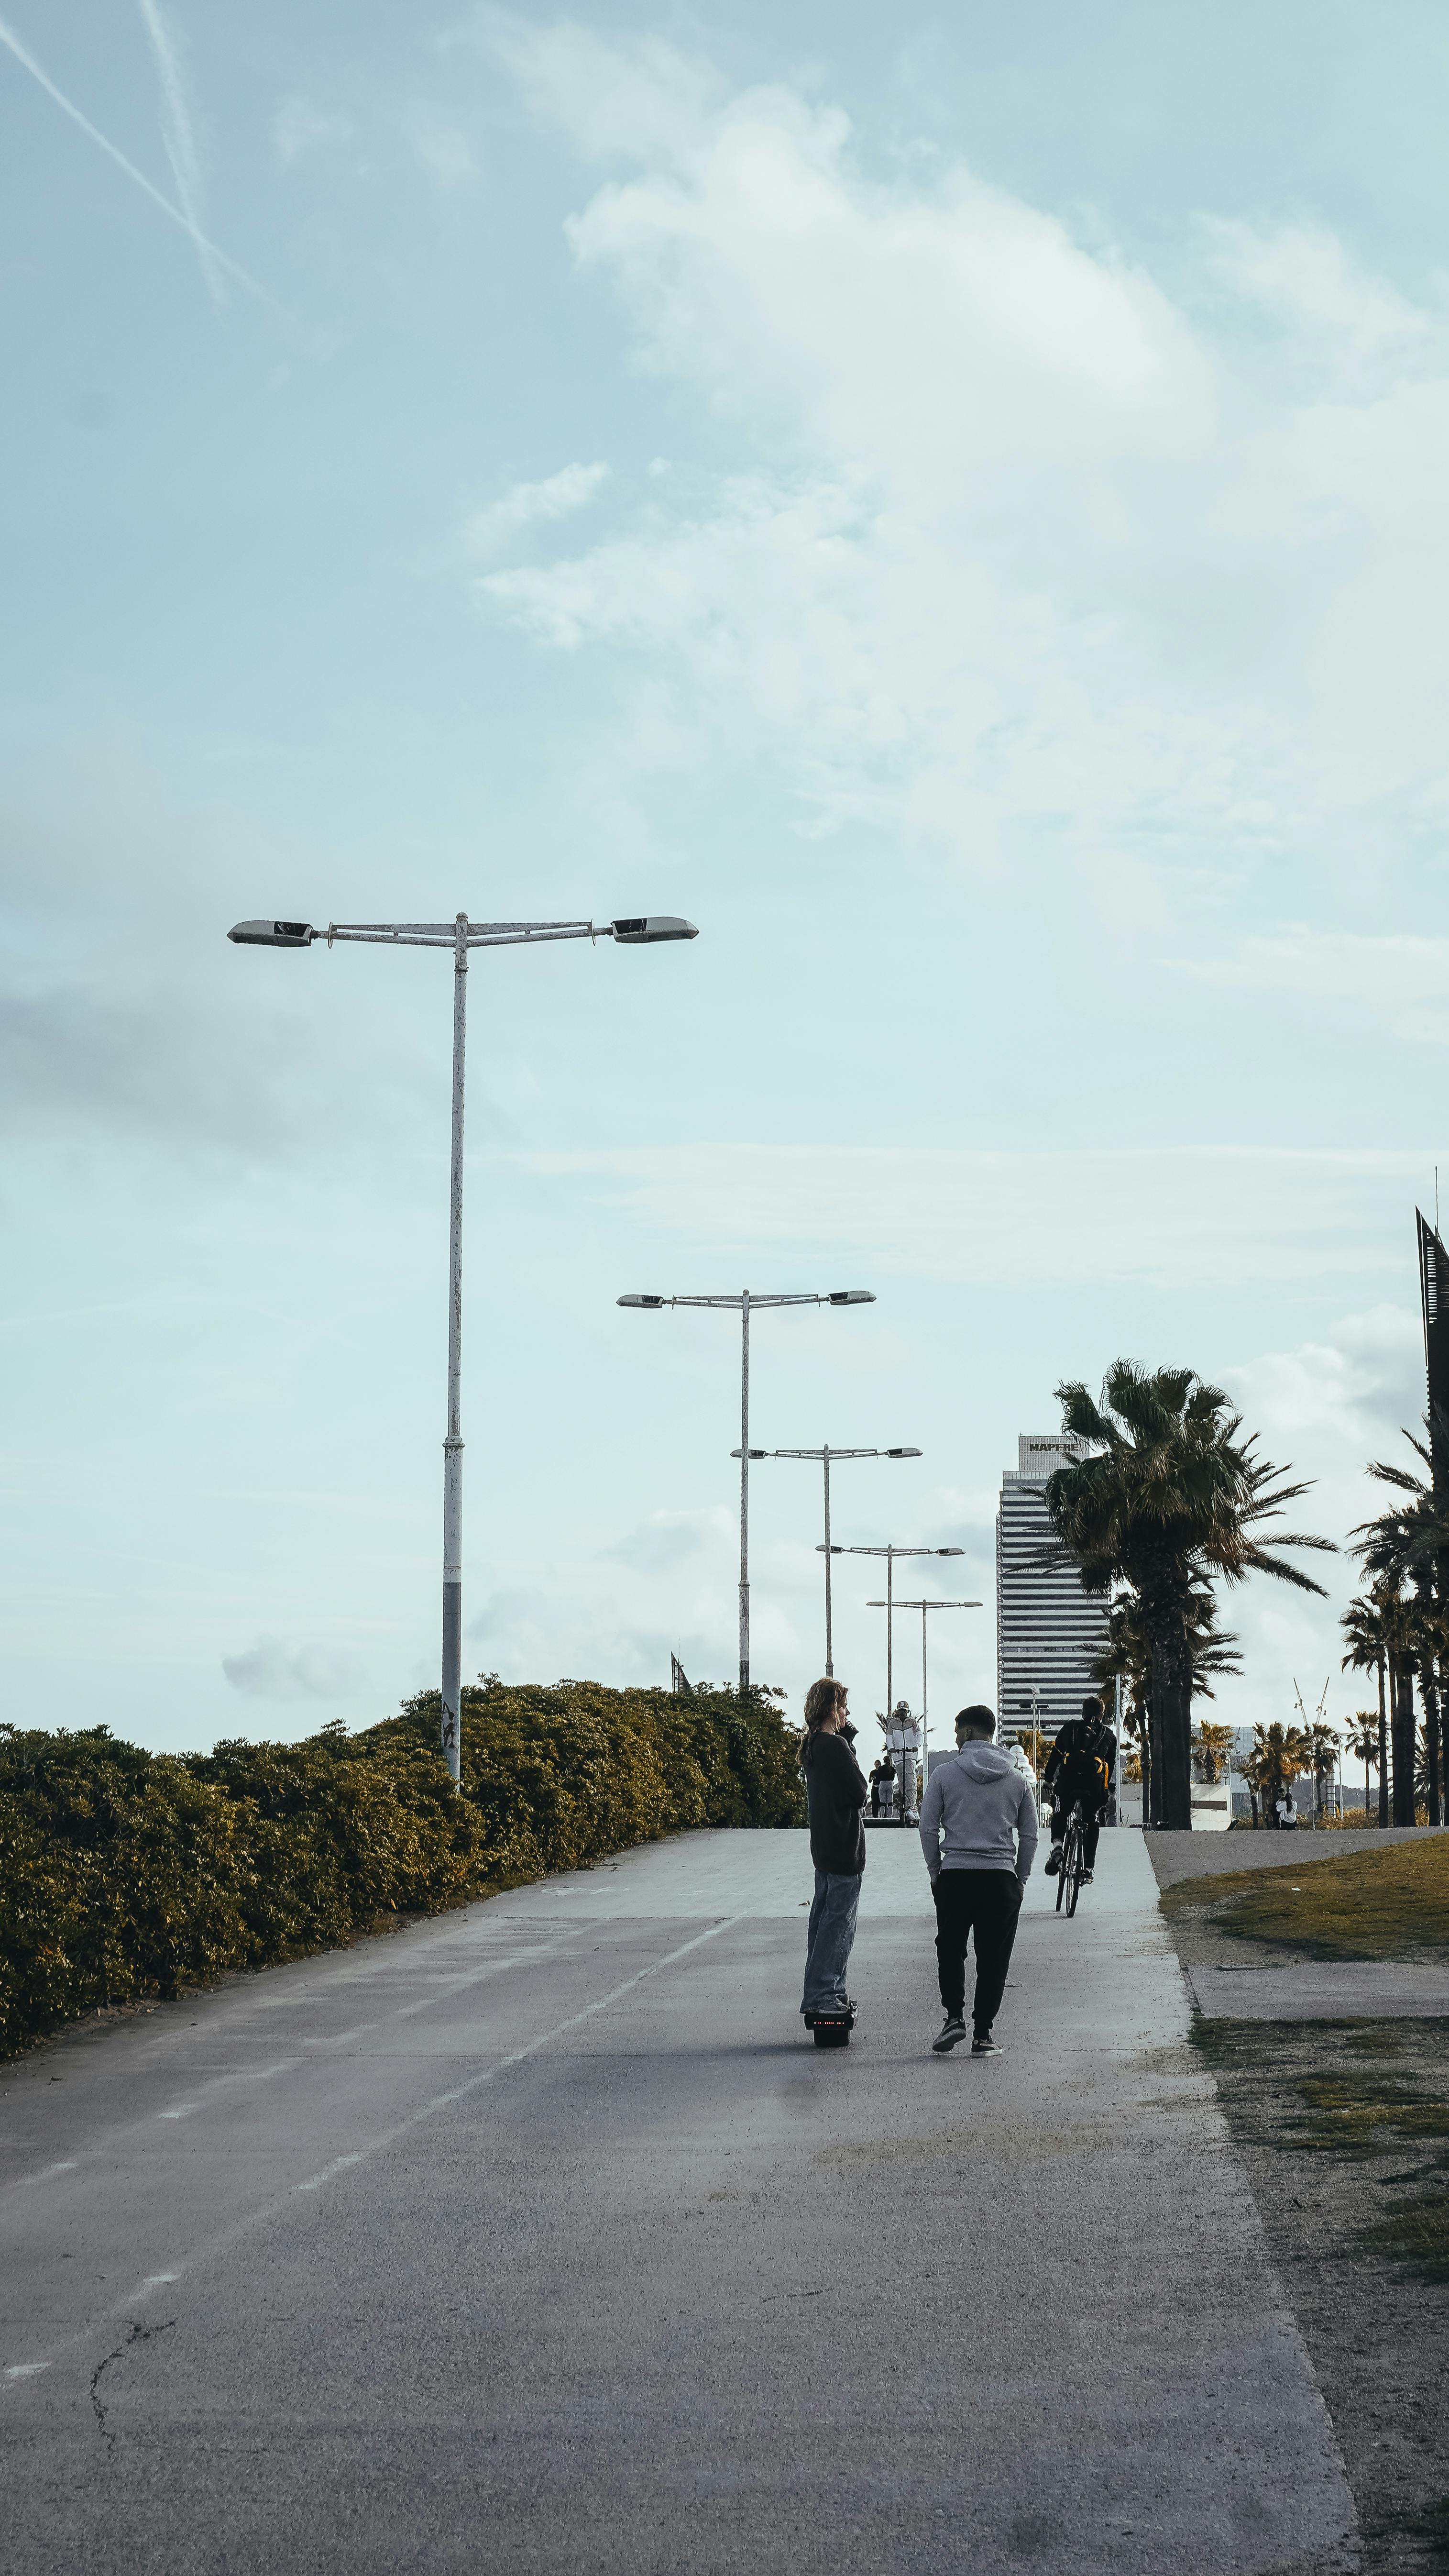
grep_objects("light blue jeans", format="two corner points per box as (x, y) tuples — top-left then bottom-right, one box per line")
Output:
(801, 1868), (862, 2014)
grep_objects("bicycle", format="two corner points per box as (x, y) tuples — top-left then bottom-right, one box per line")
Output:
(1055, 1800), (1088, 1917)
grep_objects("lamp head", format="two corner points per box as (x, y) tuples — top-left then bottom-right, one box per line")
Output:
(228, 919), (315, 948)
(610, 916), (698, 944)
(618, 1294), (667, 1308)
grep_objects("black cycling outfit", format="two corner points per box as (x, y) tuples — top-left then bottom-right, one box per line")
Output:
(1043, 1720), (1116, 1868)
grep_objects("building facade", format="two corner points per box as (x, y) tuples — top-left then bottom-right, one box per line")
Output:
(996, 1435), (1111, 1738)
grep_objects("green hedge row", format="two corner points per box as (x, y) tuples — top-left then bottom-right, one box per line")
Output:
(0, 1680), (806, 2059)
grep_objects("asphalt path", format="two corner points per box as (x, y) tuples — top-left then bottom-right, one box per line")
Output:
(2, 1828), (1355, 2575)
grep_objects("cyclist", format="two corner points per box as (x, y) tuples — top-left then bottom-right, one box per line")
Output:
(1042, 1693), (1117, 1885)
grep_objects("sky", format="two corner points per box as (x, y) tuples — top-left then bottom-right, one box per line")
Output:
(3, 0), (1448, 1757)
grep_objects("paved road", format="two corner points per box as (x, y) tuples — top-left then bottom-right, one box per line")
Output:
(2, 1829), (1354, 2575)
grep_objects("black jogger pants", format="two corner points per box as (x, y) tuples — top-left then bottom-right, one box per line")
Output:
(932, 1868), (1023, 2033)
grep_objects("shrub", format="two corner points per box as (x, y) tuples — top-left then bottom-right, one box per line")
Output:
(0, 1682), (804, 2058)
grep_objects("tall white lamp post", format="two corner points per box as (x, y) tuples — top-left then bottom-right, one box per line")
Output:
(731, 1446), (921, 1675)
(866, 1597), (981, 1795)
(230, 909), (697, 1784)
(820, 1542), (965, 1814)
(618, 1291), (875, 1693)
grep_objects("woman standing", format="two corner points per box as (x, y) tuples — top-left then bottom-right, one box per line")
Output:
(800, 1677), (868, 2025)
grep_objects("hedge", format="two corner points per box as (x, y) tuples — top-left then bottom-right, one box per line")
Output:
(0, 1679), (806, 2059)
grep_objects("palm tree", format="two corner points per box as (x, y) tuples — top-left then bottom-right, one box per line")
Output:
(1345, 1713), (1378, 1821)
(1353, 1430), (1448, 1825)
(1191, 1718), (1234, 1784)
(1305, 1719), (1339, 1823)
(1047, 1363), (1332, 1829)
(1251, 1720), (1311, 1822)
(1091, 1584), (1242, 1820)
(1340, 1593), (1392, 1827)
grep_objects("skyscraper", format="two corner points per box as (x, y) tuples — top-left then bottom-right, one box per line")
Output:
(996, 1435), (1111, 1736)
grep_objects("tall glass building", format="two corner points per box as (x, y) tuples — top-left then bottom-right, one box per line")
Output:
(996, 1436), (1110, 1737)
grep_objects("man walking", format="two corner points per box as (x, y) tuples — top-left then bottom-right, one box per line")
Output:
(918, 1702), (1037, 2056)
(800, 1676), (868, 2024)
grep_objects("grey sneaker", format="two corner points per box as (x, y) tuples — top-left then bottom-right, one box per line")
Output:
(972, 2032), (1001, 2056)
(932, 2013), (968, 2054)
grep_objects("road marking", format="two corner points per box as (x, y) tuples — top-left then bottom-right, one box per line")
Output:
(1, 1917), (745, 2392)
(295, 2154), (364, 2194)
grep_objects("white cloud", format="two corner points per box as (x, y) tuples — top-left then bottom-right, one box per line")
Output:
(1202, 218), (1432, 380)
(221, 1637), (359, 1700)
(505, 1142), (1441, 1289)
(472, 19), (1449, 866)
(1169, 928), (1449, 1042)
(464, 460), (610, 560)
(403, 104), (478, 191)
(273, 96), (354, 165)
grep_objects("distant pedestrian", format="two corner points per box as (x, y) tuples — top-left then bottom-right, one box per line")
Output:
(800, 1678), (868, 2025)
(878, 1752), (896, 1822)
(1275, 1787), (1298, 1831)
(869, 1759), (884, 1818)
(918, 1703), (1038, 2057)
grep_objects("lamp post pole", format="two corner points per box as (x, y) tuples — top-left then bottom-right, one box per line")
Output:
(229, 908), (698, 1784)
(820, 1542), (965, 1817)
(620, 1290), (876, 1694)
(731, 1446), (922, 1674)
(867, 1598), (982, 1791)
(442, 914), (468, 1780)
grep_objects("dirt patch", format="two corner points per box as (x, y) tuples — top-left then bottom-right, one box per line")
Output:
(1194, 2015), (1449, 2572)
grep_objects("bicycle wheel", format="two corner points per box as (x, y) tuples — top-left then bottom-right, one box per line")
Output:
(1063, 1818), (1083, 1918)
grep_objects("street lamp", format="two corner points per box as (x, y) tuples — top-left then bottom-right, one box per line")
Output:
(866, 1598), (981, 1795)
(230, 909), (698, 1785)
(618, 1291), (875, 1694)
(818, 1543), (965, 1812)
(731, 1446), (921, 1676)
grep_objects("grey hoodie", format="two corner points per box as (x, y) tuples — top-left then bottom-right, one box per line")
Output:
(918, 1743), (1039, 1883)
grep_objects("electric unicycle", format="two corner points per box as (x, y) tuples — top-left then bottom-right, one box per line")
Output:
(804, 2007), (856, 2049)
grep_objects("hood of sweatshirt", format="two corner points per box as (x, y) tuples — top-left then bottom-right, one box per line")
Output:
(954, 1745), (1017, 1783)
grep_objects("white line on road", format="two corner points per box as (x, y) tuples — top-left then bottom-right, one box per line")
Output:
(3, 1915), (745, 2389)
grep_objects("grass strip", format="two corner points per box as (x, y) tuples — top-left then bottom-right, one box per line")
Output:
(1162, 1836), (1449, 1961)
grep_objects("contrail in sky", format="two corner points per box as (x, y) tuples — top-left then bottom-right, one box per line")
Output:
(135, 0), (222, 302)
(0, 12), (280, 312)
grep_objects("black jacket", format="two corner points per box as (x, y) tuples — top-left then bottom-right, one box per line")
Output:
(1043, 1718), (1116, 1809)
(802, 1727), (868, 1875)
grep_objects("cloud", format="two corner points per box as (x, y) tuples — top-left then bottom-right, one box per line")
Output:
(464, 460), (610, 560)
(505, 1141), (1442, 1290)
(222, 1637), (360, 1700)
(1201, 218), (1431, 381)
(0, 734), (429, 1161)
(1169, 929), (1449, 1042)
(273, 95), (355, 165)
(403, 104), (479, 191)
(471, 19), (1449, 868)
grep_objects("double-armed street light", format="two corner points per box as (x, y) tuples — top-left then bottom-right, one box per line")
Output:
(617, 1291), (876, 1695)
(818, 1544), (966, 1788)
(731, 1446), (921, 1677)
(866, 1597), (982, 1793)
(230, 909), (697, 1785)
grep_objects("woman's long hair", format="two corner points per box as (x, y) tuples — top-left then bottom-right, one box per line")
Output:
(801, 1675), (845, 1765)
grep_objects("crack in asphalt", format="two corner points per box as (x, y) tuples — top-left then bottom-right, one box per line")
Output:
(89, 2318), (175, 2452)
